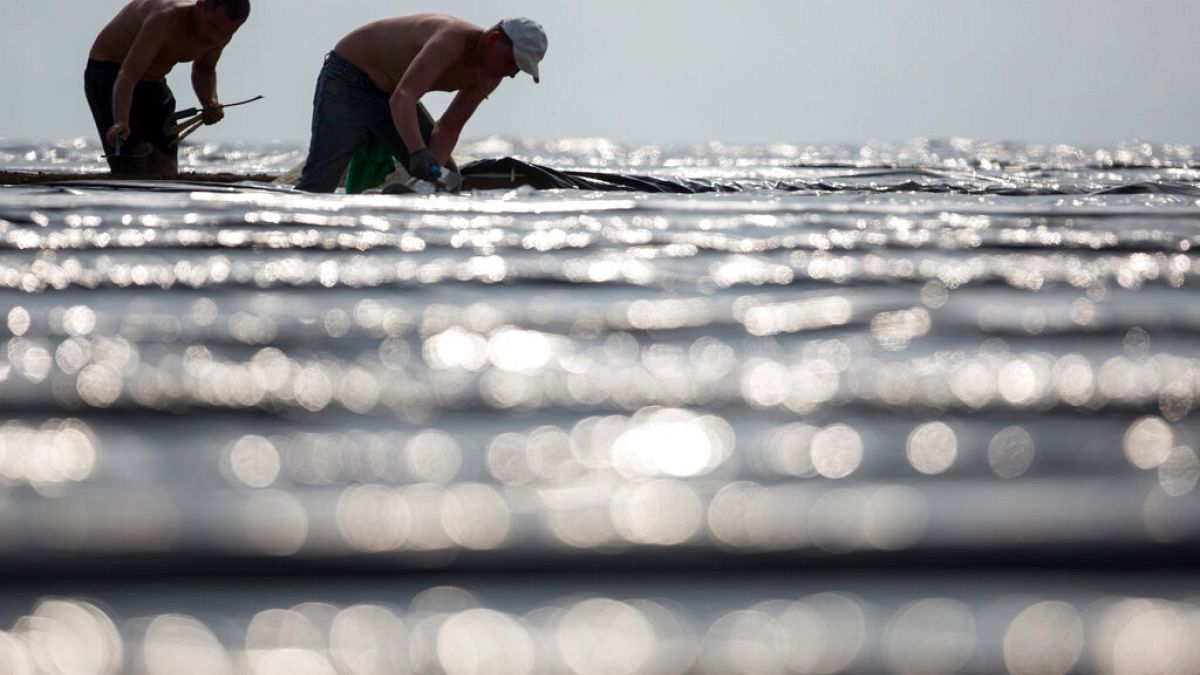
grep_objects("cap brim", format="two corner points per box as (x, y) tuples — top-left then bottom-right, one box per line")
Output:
(515, 51), (541, 83)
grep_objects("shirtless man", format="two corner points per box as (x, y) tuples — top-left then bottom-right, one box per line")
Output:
(85, 0), (250, 176)
(297, 14), (548, 192)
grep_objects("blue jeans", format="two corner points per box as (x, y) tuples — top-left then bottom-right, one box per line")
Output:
(297, 52), (435, 192)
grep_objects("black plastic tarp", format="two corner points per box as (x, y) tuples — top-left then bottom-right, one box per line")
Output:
(460, 156), (763, 193)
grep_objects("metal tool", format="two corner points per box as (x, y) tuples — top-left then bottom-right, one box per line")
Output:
(101, 132), (152, 160)
(168, 117), (205, 149)
(164, 94), (264, 133)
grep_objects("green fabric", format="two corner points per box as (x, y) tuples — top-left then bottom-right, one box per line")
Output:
(345, 134), (395, 194)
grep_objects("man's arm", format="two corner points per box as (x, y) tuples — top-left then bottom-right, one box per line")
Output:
(107, 12), (172, 144)
(192, 44), (228, 124)
(429, 84), (496, 166)
(389, 34), (461, 156)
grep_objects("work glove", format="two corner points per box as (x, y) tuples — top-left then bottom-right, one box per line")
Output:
(408, 149), (441, 182)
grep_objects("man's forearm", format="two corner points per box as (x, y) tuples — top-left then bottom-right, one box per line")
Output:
(429, 125), (461, 166)
(192, 67), (219, 108)
(390, 96), (429, 157)
(111, 72), (139, 127)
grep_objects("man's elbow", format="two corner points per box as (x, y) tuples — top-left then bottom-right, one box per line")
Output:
(389, 88), (422, 112)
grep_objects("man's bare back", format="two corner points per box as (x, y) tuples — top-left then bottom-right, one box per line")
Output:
(334, 14), (502, 96)
(89, 0), (236, 82)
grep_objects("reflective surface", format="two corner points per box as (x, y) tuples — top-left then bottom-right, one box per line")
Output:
(2, 584), (1200, 675)
(2, 136), (1200, 673)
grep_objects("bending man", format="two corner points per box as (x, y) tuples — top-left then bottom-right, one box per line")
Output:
(86, 0), (250, 176)
(297, 14), (548, 192)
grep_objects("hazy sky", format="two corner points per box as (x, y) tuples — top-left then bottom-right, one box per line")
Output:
(3, 1), (1199, 146)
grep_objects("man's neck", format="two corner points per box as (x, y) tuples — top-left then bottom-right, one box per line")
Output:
(461, 29), (485, 67)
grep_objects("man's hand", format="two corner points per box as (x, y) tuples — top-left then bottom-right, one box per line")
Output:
(201, 105), (225, 125)
(408, 149), (441, 182)
(106, 123), (131, 149)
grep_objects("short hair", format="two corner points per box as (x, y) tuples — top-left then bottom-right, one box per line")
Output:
(208, 0), (250, 22)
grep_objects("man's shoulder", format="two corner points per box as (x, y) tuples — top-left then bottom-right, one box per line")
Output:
(140, 0), (188, 28)
(407, 13), (482, 36)
(417, 17), (479, 55)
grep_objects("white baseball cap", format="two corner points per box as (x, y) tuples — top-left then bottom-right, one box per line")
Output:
(500, 17), (548, 83)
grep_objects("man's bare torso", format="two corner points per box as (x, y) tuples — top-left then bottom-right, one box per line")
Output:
(89, 0), (217, 80)
(334, 14), (501, 95)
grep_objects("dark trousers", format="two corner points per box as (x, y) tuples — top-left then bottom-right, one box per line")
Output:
(298, 51), (437, 192)
(84, 59), (179, 176)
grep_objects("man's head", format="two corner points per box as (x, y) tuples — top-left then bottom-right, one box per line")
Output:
(193, 0), (250, 43)
(497, 18), (548, 83)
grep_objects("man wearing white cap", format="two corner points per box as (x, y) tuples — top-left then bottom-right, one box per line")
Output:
(298, 14), (548, 192)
